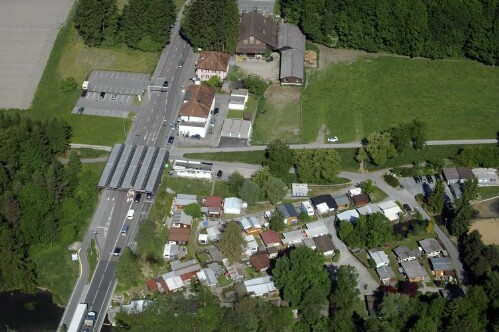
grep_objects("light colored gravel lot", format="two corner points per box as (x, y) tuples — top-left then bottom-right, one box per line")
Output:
(0, 0), (73, 109)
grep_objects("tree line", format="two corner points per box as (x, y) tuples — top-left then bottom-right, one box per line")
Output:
(181, 0), (240, 53)
(74, 0), (176, 52)
(0, 114), (94, 293)
(280, 0), (499, 65)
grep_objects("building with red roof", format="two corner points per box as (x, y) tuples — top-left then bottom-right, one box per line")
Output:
(260, 230), (281, 247)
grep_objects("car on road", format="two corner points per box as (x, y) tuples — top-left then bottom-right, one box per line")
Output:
(191, 134), (201, 140)
(162, 80), (169, 88)
(81, 90), (88, 98)
(112, 247), (121, 256)
(178, 60), (184, 68)
(426, 175), (434, 184)
(134, 193), (141, 202)
(327, 136), (338, 142)
(99, 92), (105, 99)
(168, 136), (174, 144)
(216, 170), (223, 179)
(403, 204), (412, 213)
(77, 107), (85, 114)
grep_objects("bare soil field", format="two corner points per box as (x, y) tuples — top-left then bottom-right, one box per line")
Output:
(316, 45), (376, 69)
(470, 198), (499, 245)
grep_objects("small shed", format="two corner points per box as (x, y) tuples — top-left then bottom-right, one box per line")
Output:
(304, 220), (329, 238)
(368, 248), (390, 268)
(430, 257), (455, 278)
(292, 183), (308, 197)
(250, 252), (271, 272)
(282, 229), (305, 246)
(221, 119), (252, 139)
(312, 235), (335, 256)
(351, 194), (370, 207)
(260, 230), (281, 247)
(376, 266), (397, 285)
(333, 195), (350, 210)
(419, 238), (444, 257)
(401, 260), (428, 282)
(377, 200), (402, 222)
(336, 209), (360, 223)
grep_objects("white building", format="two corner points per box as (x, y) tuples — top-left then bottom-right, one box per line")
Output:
(178, 85), (216, 138)
(282, 229), (305, 246)
(472, 168), (498, 186)
(368, 248), (390, 268)
(292, 183), (309, 197)
(244, 276), (277, 297)
(228, 89), (249, 110)
(163, 243), (179, 260)
(172, 160), (213, 179)
(224, 197), (243, 214)
(300, 201), (315, 216)
(377, 200), (402, 221)
(304, 220), (329, 238)
(221, 119), (252, 139)
(336, 209), (360, 223)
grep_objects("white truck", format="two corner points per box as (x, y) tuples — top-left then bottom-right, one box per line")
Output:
(82, 81), (89, 90)
(67, 303), (87, 332)
(84, 311), (97, 329)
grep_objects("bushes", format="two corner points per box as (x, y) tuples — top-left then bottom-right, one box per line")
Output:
(384, 174), (400, 188)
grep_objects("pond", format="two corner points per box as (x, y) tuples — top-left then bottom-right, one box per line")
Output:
(0, 290), (63, 332)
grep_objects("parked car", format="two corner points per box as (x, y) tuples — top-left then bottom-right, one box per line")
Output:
(77, 107), (85, 114)
(426, 175), (434, 184)
(266, 56), (274, 62)
(191, 134), (201, 140)
(403, 204), (412, 213)
(213, 108), (219, 115)
(111, 93), (117, 100)
(216, 170), (223, 179)
(327, 136), (338, 142)
(413, 176), (421, 184)
(81, 90), (88, 98)
(134, 193), (141, 203)
(146, 192), (152, 200)
(99, 92), (106, 99)
(168, 136), (174, 144)
(112, 247), (121, 256)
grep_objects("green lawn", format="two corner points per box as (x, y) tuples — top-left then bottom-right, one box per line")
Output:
(227, 109), (244, 119)
(213, 181), (233, 197)
(3, 6), (160, 146)
(370, 187), (388, 203)
(302, 56), (499, 142)
(164, 176), (213, 196)
(87, 239), (99, 282)
(252, 93), (301, 145)
(477, 186), (499, 200)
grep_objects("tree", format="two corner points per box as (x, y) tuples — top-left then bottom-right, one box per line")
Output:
(378, 293), (418, 331)
(270, 211), (285, 233)
(410, 120), (427, 150)
(228, 171), (244, 195)
(294, 149), (341, 184)
(204, 75), (222, 88)
(359, 179), (376, 195)
(184, 203), (202, 218)
(115, 247), (142, 288)
(74, 0), (118, 46)
(238, 180), (260, 205)
(265, 140), (293, 178)
(219, 221), (243, 263)
(363, 132), (397, 166)
(449, 199), (473, 237)
(263, 176), (287, 204)
(65, 152), (81, 195)
(181, 0), (239, 53)
(58, 77), (78, 92)
(427, 179), (446, 214)
(243, 75), (268, 96)
(273, 247), (331, 316)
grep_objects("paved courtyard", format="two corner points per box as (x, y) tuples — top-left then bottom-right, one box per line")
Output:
(0, 0), (73, 109)
(235, 52), (280, 82)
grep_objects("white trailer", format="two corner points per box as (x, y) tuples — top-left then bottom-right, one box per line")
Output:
(67, 303), (87, 332)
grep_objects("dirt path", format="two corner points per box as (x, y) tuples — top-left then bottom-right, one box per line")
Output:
(316, 44), (377, 69)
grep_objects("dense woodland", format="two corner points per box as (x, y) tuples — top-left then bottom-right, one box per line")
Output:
(74, 0), (176, 52)
(180, 0), (240, 53)
(0, 114), (91, 293)
(280, 0), (499, 65)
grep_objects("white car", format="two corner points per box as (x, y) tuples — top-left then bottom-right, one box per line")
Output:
(327, 136), (338, 142)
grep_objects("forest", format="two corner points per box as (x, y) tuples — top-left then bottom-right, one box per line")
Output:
(74, 0), (177, 52)
(280, 0), (499, 65)
(0, 114), (91, 294)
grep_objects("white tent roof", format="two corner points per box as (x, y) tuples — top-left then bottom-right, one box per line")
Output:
(224, 197), (242, 214)
(336, 209), (360, 222)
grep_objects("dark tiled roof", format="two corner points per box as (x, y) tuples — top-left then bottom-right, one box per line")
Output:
(310, 195), (338, 209)
(277, 203), (298, 218)
(237, 10), (278, 53)
(250, 252), (270, 271)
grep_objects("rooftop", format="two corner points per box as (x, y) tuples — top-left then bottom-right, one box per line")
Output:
(419, 238), (444, 254)
(401, 260), (427, 279)
(312, 235), (335, 254)
(376, 266), (396, 280)
(250, 252), (271, 271)
(196, 51), (231, 71)
(238, 10), (278, 49)
(260, 230), (281, 246)
(171, 211), (193, 226)
(168, 227), (190, 243)
(304, 220), (329, 238)
(179, 85), (215, 118)
(204, 196), (223, 208)
(393, 246), (420, 261)
(310, 194), (338, 210)
(336, 209), (360, 222)
(277, 203), (298, 218)
(430, 257), (454, 271)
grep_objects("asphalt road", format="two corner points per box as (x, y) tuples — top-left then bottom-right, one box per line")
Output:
(59, 5), (193, 330)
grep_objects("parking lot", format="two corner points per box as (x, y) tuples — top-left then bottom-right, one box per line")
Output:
(73, 70), (149, 118)
(399, 175), (454, 202)
(87, 70), (151, 95)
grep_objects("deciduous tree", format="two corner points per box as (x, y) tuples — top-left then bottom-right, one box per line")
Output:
(219, 221), (243, 263)
(238, 179), (260, 205)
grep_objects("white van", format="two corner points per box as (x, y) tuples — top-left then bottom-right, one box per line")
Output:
(82, 81), (89, 90)
(127, 209), (135, 220)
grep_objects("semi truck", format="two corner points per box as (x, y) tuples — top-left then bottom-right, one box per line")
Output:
(67, 303), (87, 332)
(84, 311), (97, 329)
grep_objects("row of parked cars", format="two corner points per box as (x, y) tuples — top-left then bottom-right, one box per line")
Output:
(413, 174), (441, 184)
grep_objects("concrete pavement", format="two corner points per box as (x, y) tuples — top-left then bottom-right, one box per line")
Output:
(70, 143), (113, 151)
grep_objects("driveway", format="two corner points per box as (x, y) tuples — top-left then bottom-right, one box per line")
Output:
(235, 53), (280, 81)
(323, 215), (379, 296)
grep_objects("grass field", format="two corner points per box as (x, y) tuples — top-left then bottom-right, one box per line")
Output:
(252, 86), (301, 144)
(302, 56), (499, 142)
(3, 6), (160, 146)
(71, 148), (110, 159)
(164, 176), (213, 197)
(87, 239), (98, 283)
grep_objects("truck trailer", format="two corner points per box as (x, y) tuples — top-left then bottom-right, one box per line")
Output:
(67, 303), (87, 332)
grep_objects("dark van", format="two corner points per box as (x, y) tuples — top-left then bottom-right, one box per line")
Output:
(121, 225), (129, 236)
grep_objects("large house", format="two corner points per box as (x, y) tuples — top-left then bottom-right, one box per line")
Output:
(236, 10), (305, 85)
(178, 85), (216, 138)
(236, 10), (278, 55)
(195, 51), (231, 81)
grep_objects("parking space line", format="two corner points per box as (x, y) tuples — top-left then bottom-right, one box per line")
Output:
(132, 73), (136, 80)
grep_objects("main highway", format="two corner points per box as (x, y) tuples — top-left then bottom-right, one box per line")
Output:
(58, 6), (193, 331)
